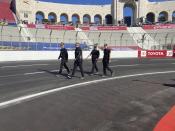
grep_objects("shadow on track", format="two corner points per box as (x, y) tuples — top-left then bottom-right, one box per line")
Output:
(163, 84), (175, 88)
(38, 69), (68, 78)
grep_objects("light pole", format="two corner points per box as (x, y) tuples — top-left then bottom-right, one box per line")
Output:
(138, 0), (140, 19)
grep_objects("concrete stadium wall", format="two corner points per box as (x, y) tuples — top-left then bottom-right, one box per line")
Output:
(16, 0), (175, 25)
(16, 0), (111, 24)
(113, 0), (175, 24)
(0, 51), (138, 62)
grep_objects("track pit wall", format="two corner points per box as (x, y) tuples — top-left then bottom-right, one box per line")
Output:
(0, 50), (175, 62)
(0, 51), (138, 62)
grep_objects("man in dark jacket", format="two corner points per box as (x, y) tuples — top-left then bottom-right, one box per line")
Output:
(58, 42), (70, 76)
(102, 44), (113, 77)
(87, 44), (100, 75)
(71, 42), (84, 79)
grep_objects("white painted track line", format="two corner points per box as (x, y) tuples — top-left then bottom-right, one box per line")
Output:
(0, 70), (175, 109)
(110, 64), (139, 67)
(0, 62), (174, 78)
(24, 72), (45, 75)
(0, 74), (24, 78)
(0, 70), (61, 78)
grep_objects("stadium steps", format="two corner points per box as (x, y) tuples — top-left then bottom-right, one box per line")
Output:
(127, 27), (159, 50)
(75, 28), (93, 48)
(18, 24), (36, 42)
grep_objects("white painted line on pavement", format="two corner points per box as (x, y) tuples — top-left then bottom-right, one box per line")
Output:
(0, 69), (61, 77)
(24, 70), (61, 75)
(0, 64), (49, 69)
(150, 59), (175, 61)
(0, 62), (173, 78)
(0, 74), (24, 78)
(24, 72), (45, 75)
(110, 64), (140, 67)
(0, 70), (175, 109)
(50, 70), (60, 72)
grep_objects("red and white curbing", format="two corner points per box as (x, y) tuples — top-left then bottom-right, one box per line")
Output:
(138, 50), (174, 58)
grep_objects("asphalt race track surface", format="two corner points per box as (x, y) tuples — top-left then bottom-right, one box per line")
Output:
(0, 58), (175, 131)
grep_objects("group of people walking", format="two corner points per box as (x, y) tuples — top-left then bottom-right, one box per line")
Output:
(58, 42), (114, 79)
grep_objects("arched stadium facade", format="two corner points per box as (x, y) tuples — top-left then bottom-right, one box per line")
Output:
(15, 0), (175, 25)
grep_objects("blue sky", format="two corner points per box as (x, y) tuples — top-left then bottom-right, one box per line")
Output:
(39, 0), (173, 5)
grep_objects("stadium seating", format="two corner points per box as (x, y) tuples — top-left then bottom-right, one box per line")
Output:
(0, 26), (20, 42)
(83, 31), (100, 44)
(50, 30), (65, 43)
(35, 28), (51, 43)
(0, 25), (149, 51)
(63, 31), (77, 43)
(82, 30), (137, 50)
(146, 29), (175, 49)
(1, 23), (175, 51)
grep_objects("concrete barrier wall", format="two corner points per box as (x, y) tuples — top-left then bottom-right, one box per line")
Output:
(0, 51), (138, 62)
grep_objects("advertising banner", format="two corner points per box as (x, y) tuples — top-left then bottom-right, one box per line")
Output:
(143, 24), (175, 30)
(96, 26), (127, 30)
(45, 25), (74, 30)
(138, 50), (173, 58)
(27, 24), (75, 30)
(81, 26), (127, 31)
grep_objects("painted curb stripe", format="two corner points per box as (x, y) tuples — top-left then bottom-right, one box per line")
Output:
(154, 106), (175, 131)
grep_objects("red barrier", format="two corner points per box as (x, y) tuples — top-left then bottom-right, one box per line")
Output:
(154, 106), (175, 131)
(143, 24), (175, 30)
(27, 24), (36, 28)
(35, 24), (45, 29)
(45, 25), (74, 30)
(96, 26), (127, 30)
(173, 50), (175, 57)
(138, 50), (173, 58)
(27, 24), (127, 31)
(27, 24), (75, 30)
(81, 26), (90, 30)
(81, 26), (127, 31)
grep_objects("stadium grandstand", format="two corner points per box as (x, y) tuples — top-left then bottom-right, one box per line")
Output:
(0, 0), (175, 51)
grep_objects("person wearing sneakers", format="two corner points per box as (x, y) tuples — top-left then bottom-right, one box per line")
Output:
(71, 42), (84, 79)
(87, 44), (100, 75)
(58, 42), (70, 77)
(102, 44), (113, 77)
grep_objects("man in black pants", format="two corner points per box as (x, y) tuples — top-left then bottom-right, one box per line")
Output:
(71, 43), (84, 79)
(87, 44), (100, 75)
(102, 44), (113, 77)
(58, 42), (70, 77)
